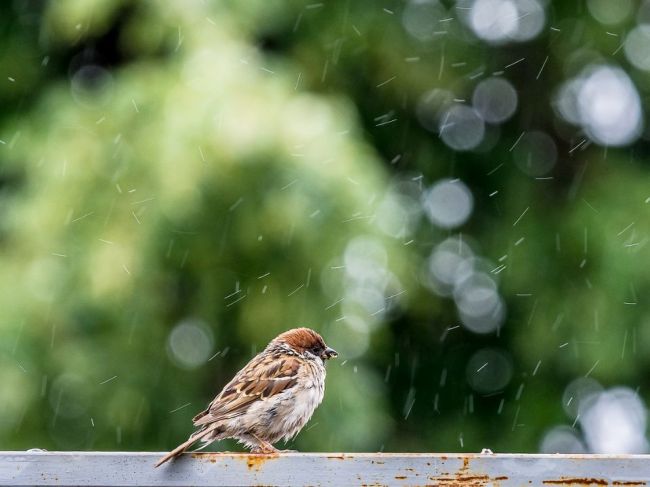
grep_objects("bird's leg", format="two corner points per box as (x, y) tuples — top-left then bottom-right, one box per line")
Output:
(248, 434), (279, 454)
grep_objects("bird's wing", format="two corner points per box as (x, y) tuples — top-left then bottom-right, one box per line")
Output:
(193, 352), (302, 426)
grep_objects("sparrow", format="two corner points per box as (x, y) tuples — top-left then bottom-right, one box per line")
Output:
(155, 327), (337, 466)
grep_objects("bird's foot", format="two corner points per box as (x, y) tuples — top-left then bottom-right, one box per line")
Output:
(250, 440), (279, 454)
(248, 433), (280, 454)
(250, 446), (279, 454)
(279, 449), (298, 453)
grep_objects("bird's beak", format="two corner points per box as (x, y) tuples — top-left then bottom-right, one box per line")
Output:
(322, 347), (338, 360)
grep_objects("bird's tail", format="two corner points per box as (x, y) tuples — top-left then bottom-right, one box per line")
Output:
(155, 426), (218, 467)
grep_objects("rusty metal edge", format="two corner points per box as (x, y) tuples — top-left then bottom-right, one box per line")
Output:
(4, 451), (650, 458)
(2, 451), (650, 487)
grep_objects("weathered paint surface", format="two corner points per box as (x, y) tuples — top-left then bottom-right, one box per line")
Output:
(1, 451), (649, 486)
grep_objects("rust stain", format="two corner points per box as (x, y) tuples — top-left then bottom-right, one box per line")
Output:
(453, 475), (490, 482)
(613, 482), (646, 486)
(244, 453), (279, 471)
(432, 474), (493, 486)
(327, 454), (346, 460)
(425, 455), (509, 486)
(191, 452), (223, 463)
(433, 480), (490, 486)
(543, 479), (608, 486)
(191, 451), (280, 470)
(395, 475), (407, 480)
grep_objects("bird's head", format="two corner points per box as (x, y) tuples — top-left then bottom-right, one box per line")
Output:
(272, 327), (338, 362)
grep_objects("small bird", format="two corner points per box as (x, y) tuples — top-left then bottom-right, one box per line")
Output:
(155, 327), (337, 467)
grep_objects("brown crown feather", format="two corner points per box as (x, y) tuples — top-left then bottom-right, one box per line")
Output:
(272, 327), (326, 353)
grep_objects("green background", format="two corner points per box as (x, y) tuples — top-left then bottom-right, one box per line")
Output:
(0, 0), (648, 453)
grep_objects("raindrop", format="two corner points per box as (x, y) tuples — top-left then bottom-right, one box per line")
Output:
(422, 179), (474, 229)
(167, 319), (214, 370)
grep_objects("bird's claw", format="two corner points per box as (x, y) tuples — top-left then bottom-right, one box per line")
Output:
(250, 446), (279, 454)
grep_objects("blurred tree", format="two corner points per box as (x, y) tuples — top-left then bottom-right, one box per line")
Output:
(1, 0), (650, 455)
(0, 0), (406, 451)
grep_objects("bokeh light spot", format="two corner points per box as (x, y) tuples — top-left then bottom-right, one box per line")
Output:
(540, 426), (587, 453)
(427, 237), (474, 296)
(470, 0), (519, 42)
(466, 348), (513, 393)
(556, 65), (642, 147)
(624, 25), (650, 72)
(472, 77), (518, 124)
(513, 131), (558, 177)
(422, 179), (474, 229)
(70, 65), (113, 107)
(402, 0), (447, 42)
(587, 0), (633, 25)
(439, 104), (485, 151)
(562, 377), (603, 420)
(579, 387), (648, 453)
(167, 319), (214, 370)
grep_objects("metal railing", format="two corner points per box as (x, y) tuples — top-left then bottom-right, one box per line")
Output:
(2, 451), (649, 486)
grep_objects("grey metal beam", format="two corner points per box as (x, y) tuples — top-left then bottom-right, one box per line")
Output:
(1, 451), (650, 486)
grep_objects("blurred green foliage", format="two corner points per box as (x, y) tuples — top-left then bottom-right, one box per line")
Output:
(1, 0), (649, 454)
